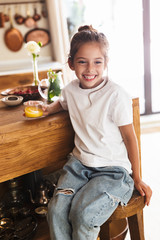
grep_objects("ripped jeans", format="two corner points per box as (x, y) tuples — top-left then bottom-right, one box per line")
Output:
(47, 155), (134, 240)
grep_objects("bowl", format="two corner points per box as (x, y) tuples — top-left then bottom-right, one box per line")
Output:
(1, 95), (23, 106)
(35, 206), (48, 217)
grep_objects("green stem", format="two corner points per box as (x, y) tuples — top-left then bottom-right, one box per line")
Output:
(32, 54), (39, 86)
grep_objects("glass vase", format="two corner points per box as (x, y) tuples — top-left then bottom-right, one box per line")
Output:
(32, 56), (39, 86)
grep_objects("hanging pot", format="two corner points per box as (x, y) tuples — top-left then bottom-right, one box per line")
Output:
(4, 8), (23, 52)
(41, 3), (47, 18)
(4, 6), (9, 22)
(14, 5), (25, 25)
(33, 6), (41, 21)
(0, 12), (5, 28)
(24, 28), (50, 47)
(24, 5), (36, 28)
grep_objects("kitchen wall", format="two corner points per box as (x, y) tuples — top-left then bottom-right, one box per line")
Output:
(0, 0), (53, 72)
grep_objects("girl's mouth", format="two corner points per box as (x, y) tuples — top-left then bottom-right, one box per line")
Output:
(83, 75), (96, 81)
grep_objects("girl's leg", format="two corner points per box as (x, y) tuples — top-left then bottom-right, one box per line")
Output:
(47, 156), (89, 240)
(69, 166), (134, 240)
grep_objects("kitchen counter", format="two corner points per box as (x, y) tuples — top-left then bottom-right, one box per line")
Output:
(0, 99), (74, 183)
(0, 60), (62, 76)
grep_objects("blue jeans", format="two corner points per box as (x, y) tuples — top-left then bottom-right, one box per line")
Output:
(47, 155), (134, 240)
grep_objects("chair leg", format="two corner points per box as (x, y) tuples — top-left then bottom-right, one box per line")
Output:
(128, 210), (145, 240)
(99, 221), (110, 240)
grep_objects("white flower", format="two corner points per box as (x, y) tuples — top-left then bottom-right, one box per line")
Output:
(25, 41), (41, 55)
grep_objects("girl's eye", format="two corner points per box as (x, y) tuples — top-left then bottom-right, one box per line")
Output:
(78, 61), (87, 64)
(95, 61), (102, 64)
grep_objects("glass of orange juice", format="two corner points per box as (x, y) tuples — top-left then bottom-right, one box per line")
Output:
(24, 101), (44, 118)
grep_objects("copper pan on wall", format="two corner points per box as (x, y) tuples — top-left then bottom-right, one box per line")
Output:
(24, 28), (50, 47)
(5, 27), (23, 51)
(4, 8), (23, 52)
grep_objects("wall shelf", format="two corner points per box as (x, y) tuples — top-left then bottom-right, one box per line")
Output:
(0, 0), (44, 6)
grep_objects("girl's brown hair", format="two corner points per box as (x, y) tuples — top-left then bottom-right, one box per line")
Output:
(69, 25), (109, 65)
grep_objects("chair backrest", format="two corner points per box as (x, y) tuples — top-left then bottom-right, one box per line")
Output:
(132, 98), (141, 176)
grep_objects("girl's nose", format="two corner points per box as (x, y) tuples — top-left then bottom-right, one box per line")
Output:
(87, 62), (94, 72)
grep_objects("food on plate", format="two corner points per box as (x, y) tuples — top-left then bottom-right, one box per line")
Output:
(8, 86), (41, 101)
(9, 87), (38, 95)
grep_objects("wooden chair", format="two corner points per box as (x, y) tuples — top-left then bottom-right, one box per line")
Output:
(99, 98), (146, 240)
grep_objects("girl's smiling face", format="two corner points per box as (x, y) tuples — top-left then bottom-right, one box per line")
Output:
(69, 42), (107, 89)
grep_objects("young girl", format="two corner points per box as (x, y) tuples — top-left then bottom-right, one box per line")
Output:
(43, 25), (152, 240)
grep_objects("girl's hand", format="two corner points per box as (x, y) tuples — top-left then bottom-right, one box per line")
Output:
(42, 100), (64, 116)
(134, 178), (152, 206)
(42, 104), (52, 116)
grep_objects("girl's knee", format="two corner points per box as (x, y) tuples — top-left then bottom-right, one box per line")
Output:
(47, 197), (63, 220)
(47, 199), (57, 220)
(48, 194), (73, 222)
(69, 206), (90, 228)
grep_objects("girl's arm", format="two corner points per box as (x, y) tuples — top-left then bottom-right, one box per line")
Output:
(119, 124), (152, 206)
(42, 100), (64, 116)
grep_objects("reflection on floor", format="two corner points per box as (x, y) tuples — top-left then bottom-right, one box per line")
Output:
(126, 117), (160, 239)
(141, 131), (160, 240)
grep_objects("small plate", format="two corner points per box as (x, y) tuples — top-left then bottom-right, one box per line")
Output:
(24, 115), (45, 120)
(8, 85), (46, 101)
(1, 95), (23, 106)
(1, 89), (12, 96)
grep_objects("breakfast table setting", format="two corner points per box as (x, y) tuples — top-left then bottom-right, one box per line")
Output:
(0, 41), (74, 184)
(0, 82), (74, 183)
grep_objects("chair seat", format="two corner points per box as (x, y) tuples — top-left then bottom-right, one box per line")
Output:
(108, 190), (145, 221)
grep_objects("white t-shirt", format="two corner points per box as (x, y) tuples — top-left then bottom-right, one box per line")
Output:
(59, 78), (133, 173)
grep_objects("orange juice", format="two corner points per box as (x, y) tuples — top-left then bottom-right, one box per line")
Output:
(24, 106), (43, 118)
(24, 100), (44, 118)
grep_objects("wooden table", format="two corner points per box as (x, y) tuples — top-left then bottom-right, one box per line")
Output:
(0, 98), (74, 183)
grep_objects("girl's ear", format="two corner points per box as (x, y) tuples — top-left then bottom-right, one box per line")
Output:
(68, 57), (75, 70)
(104, 57), (108, 69)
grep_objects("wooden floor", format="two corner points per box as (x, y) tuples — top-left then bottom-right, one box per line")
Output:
(141, 131), (160, 240)
(126, 116), (160, 239)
